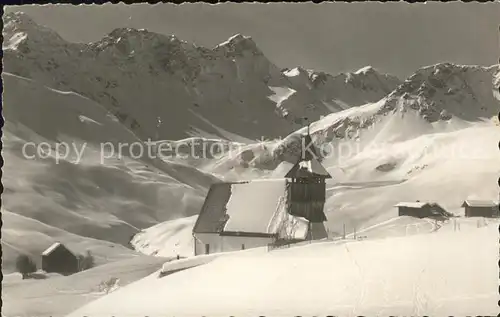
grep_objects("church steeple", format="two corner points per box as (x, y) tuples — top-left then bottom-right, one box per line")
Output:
(285, 127), (332, 180)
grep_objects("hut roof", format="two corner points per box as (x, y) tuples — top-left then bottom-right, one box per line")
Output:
(461, 200), (498, 208)
(42, 242), (63, 256)
(394, 202), (430, 208)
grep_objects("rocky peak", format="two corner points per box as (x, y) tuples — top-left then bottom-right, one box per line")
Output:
(309, 71), (333, 87)
(3, 11), (65, 49)
(395, 63), (476, 98)
(214, 33), (262, 57)
(344, 66), (400, 93)
(88, 27), (185, 54)
(386, 63), (500, 122)
(354, 65), (376, 75)
(4, 11), (36, 29)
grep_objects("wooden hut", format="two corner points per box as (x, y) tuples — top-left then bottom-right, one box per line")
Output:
(395, 202), (452, 219)
(396, 202), (432, 218)
(462, 200), (499, 218)
(41, 242), (78, 275)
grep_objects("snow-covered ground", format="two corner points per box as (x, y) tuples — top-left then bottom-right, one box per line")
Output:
(3, 255), (167, 317)
(323, 123), (500, 235)
(68, 222), (498, 317)
(131, 216), (197, 258)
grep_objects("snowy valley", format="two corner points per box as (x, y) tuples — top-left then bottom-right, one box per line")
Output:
(2, 10), (500, 317)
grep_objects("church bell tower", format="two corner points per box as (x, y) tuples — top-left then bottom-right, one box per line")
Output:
(284, 126), (332, 239)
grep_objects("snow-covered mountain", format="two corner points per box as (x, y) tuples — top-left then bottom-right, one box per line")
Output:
(203, 63), (500, 178)
(385, 63), (500, 122)
(281, 65), (401, 112)
(3, 12), (401, 141)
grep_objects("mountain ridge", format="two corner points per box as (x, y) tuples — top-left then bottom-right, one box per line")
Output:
(3, 11), (401, 142)
(202, 63), (499, 178)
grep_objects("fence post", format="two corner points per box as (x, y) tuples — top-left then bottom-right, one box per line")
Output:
(309, 222), (313, 241)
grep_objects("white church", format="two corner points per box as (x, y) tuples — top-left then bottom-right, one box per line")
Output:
(192, 132), (332, 255)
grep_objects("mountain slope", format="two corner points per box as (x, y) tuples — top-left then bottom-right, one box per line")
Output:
(323, 124), (500, 234)
(2, 72), (219, 253)
(1, 209), (139, 273)
(281, 65), (401, 113)
(306, 63), (500, 152)
(385, 63), (500, 122)
(131, 215), (197, 258)
(203, 63), (499, 177)
(3, 12), (400, 141)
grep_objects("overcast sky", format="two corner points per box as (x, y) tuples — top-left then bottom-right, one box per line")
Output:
(6, 2), (499, 78)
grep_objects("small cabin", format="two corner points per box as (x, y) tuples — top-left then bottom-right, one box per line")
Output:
(395, 202), (452, 219)
(41, 242), (78, 275)
(461, 200), (499, 218)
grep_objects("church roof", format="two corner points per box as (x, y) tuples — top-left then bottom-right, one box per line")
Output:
(193, 179), (311, 239)
(192, 182), (234, 234)
(285, 157), (332, 178)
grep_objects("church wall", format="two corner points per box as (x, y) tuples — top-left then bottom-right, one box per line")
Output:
(194, 233), (273, 255)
